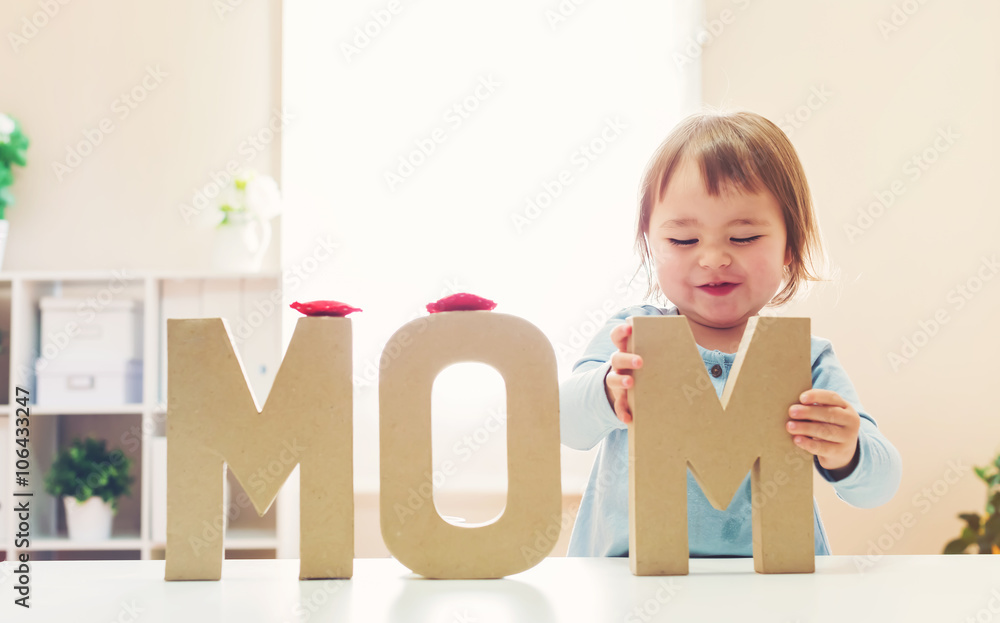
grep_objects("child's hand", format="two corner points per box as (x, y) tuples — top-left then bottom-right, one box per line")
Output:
(605, 323), (642, 424)
(787, 389), (861, 473)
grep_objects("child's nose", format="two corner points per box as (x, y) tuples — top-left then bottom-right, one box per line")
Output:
(698, 245), (732, 269)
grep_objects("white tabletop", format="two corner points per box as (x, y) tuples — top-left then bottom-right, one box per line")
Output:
(1, 555), (997, 622)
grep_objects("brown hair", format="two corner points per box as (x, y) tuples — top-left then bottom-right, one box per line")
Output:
(633, 108), (831, 308)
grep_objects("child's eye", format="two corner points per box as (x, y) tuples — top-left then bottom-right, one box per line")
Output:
(667, 236), (762, 247)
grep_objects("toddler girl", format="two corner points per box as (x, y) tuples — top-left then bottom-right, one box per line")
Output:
(560, 109), (903, 557)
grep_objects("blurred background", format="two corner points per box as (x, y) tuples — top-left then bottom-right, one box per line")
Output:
(0, 0), (996, 563)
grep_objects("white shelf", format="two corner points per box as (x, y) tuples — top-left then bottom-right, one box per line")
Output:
(148, 529), (279, 551)
(0, 272), (285, 562)
(0, 269), (282, 281)
(21, 535), (144, 551)
(222, 529), (280, 550)
(28, 403), (145, 416)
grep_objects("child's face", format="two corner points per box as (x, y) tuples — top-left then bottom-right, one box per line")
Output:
(647, 157), (792, 339)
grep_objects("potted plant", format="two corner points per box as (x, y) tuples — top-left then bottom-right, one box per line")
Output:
(44, 437), (134, 541)
(208, 169), (282, 273)
(943, 452), (1000, 554)
(0, 113), (29, 270)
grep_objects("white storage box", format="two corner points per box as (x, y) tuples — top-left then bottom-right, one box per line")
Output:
(35, 358), (143, 406)
(39, 296), (143, 361)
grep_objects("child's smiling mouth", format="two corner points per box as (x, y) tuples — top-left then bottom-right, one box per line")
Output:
(698, 283), (740, 296)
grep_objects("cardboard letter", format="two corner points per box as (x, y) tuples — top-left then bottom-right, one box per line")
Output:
(166, 317), (353, 580)
(627, 316), (813, 575)
(380, 311), (561, 578)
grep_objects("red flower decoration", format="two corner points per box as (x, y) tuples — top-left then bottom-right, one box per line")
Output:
(426, 293), (497, 313)
(289, 300), (362, 317)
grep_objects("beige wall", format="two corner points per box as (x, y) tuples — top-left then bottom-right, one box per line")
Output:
(1, 0), (282, 271)
(703, 0), (1000, 555)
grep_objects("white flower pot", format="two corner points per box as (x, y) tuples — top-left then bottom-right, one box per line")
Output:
(211, 213), (272, 273)
(63, 496), (114, 541)
(0, 219), (9, 270)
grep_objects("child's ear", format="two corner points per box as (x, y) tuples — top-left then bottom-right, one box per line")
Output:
(784, 246), (792, 267)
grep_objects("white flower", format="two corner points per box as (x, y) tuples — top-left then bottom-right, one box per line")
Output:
(212, 170), (282, 227)
(244, 175), (282, 221)
(0, 114), (14, 144)
(193, 196), (226, 228)
(216, 184), (243, 213)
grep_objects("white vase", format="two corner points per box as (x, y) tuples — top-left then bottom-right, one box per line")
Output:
(211, 213), (272, 273)
(64, 496), (114, 541)
(0, 219), (9, 270)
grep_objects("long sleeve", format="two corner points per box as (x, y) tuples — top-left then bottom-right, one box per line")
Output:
(563, 304), (894, 557)
(559, 306), (657, 451)
(810, 339), (903, 508)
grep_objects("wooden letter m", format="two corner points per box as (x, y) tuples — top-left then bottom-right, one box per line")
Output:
(627, 315), (814, 575)
(165, 317), (353, 581)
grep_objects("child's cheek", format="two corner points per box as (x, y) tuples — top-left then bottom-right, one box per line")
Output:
(651, 240), (673, 262)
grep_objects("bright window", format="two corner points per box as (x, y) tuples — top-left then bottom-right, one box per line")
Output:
(282, 0), (701, 493)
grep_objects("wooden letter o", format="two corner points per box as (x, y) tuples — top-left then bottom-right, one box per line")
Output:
(379, 311), (561, 578)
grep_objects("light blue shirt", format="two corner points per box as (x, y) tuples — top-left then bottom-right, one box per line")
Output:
(561, 304), (903, 557)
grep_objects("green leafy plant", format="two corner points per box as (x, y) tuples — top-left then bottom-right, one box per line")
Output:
(943, 453), (1000, 554)
(0, 113), (30, 220)
(43, 437), (134, 512)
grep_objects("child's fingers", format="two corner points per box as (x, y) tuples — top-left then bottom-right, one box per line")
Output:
(607, 322), (639, 425)
(614, 392), (633, 424)
(604, 368), (634, 423)
(788, 405), (843, 425)
(610, 322), (632, 351)
(606, 369), (633, 392)
(786, 419), (849, 444)
(798, 389), (849, 409)
(791, 434), (839, 457)
(610, 351), (642, 373)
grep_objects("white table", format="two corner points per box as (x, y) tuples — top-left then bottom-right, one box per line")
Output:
(1, 555), (997, 622)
